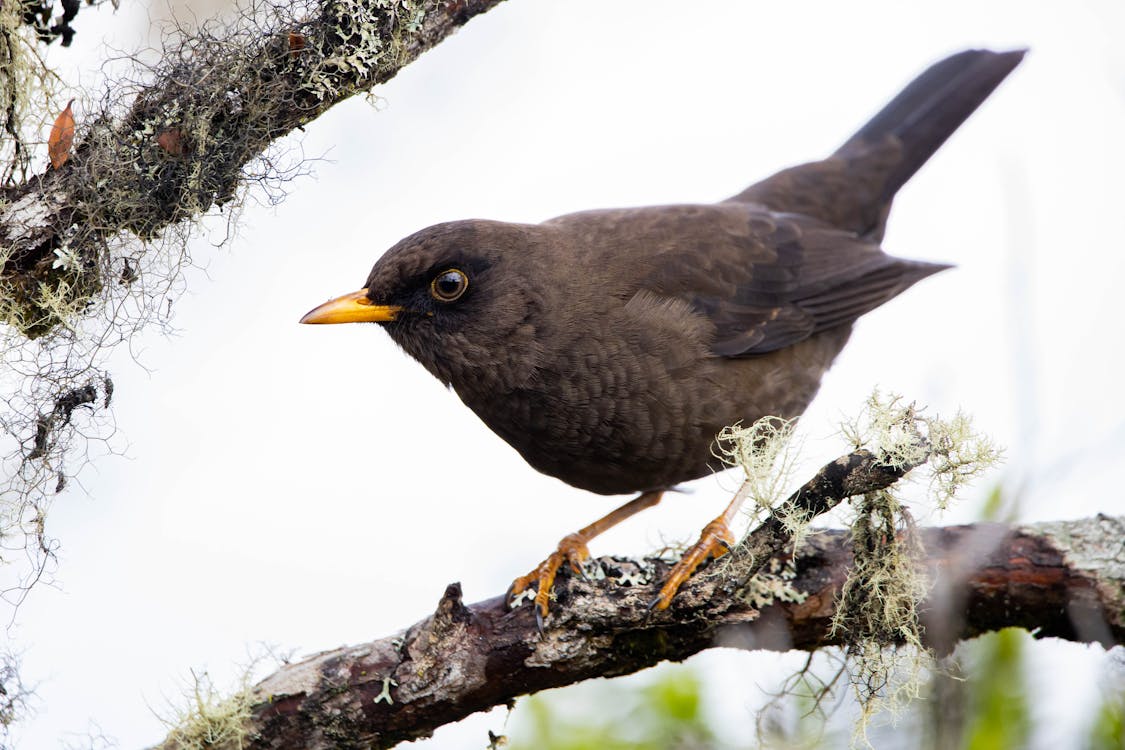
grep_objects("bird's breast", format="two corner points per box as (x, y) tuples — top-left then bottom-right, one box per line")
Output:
(456, 310), (853, 495)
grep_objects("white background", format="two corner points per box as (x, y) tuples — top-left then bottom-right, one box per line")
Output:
(11, 0), (1125, 747)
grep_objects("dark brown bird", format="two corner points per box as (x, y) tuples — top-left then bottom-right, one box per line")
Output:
(301, 49), (1024, 620)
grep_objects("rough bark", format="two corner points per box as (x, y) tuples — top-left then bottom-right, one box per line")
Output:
(166, 509), (1124, 750)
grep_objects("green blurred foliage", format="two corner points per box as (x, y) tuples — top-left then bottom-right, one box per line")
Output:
(959, 629), (1032, 750)
(977, 483), (1007, 522)
(1086, 687), (1124, 750)
(508, 667), (720, 750)
(505, 632), (1122, 750)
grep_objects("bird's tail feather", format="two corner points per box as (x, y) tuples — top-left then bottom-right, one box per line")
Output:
(726, 48), (1024, 236)
(836, 48), (1026, 204)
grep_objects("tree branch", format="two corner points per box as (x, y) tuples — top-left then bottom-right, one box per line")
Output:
(160, 453), (1123, 750)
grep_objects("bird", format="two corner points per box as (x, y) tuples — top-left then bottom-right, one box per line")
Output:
(301, 48), (1025, 622)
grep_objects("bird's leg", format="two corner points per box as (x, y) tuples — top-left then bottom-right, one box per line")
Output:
(508, 490), (663, 622)
(649, 490), (745, 611)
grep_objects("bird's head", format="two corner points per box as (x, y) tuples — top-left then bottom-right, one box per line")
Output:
(300, 219), (548, 392)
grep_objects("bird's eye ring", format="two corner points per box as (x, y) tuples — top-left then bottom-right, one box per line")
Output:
(430, 268), (469, 302)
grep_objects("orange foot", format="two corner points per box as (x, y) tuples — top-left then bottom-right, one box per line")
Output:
(649, 517), (735, 611)
(508, 532), (593, 629)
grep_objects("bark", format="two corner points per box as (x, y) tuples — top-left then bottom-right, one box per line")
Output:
(167, 511), (1124, 749)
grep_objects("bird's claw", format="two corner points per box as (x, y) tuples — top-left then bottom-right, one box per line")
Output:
(507, 532), (593, 625)
(649, 518), (736, 611)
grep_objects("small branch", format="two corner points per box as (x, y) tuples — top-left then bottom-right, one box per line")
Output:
(731, 446), (926, 591)
(161, 442), (1122, 750)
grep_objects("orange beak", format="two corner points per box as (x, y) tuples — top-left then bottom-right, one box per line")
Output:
(299, 289), (402, 324)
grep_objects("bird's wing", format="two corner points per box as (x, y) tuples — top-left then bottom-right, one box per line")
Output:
(634, 206), (948, 357)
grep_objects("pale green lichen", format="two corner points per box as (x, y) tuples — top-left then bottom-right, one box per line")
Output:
(317, 0), (389, 85)
(714, 416), (823, 561)
(742, 557), (806, 610)
(924, 410), (1002, 510)
(373, 675), (397, 705)
(840, 389), (927, 470)
(830, 392), (1000, 745)
(312, 0), (429, 96)
(842, 389), (1002, 507)
(0, 0), (62, 185)
(714, 416), (801, 520)
(156, 669), (254, 750)
(831, 490), (930, 744)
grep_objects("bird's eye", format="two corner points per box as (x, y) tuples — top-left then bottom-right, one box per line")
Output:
(430, 268), (469, 302)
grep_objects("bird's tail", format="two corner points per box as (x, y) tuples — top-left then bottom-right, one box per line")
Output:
(835, 48), (1026, 205)
(728, 49), (1025, 237)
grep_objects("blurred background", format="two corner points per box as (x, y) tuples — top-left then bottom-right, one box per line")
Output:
(9, 0), (1125, 747)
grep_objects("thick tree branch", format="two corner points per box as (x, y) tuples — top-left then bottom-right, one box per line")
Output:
(164, 464), (1123, 750)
